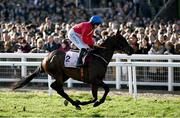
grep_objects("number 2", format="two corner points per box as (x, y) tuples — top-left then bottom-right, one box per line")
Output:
(65, 55), (70, 62)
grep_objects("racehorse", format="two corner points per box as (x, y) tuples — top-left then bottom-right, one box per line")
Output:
(12, 30), (134, 110)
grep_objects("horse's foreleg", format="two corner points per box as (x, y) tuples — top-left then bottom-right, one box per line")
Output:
(78, 84), (98, 106)
(93, 82), (109, 107)
(51, 81), (81, 110)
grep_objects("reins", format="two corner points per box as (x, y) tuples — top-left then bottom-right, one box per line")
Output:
(92, 53), (109, 65)
(89, 45), (109, 66)
(94, 45), (106, 49)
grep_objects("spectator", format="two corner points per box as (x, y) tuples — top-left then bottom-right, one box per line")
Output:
(128, 33), (139, 53)
(93, 29), (102, 42)
(137, 36), (151, 54)
(174, 42), (180, 55)
(59, 29), (67, 39)
(137, 27), (145, 42)
(30, 38), (46, 53)
(164, 41), (174, 55)
(101, 30), (109, 40)
(18, 39), (31, 53)
(44, 35), (60, 52)
(170, 31), (179, 44)
(2, 29), (10, 41)
(29, 36), (38, 49)
(148, 28), (157, 45)
(10, 32), (20, 52)
(43, 17), (55, 36)
(148, 40), (165, 75)
(123, 28), (132, 39)
(2, 41), (13, 53)
(54, 24), (60, 34)
(148, 40), (164, 54)
(52, 33), (61, 45)
(58, 39), (70, 52)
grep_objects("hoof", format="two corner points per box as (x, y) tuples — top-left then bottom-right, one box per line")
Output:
(64, 100), (69, 106)
(93, 101), (101, 107)
(75, 105), (81, 110)
(75, 100), (81, 105)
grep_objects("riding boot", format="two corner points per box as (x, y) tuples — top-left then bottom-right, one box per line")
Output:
(76, 48), (87, 67)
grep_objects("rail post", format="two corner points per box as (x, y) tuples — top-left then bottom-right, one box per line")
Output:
(21, 57), (27, 77)
(67, 78), (73, 88)
(168, 59), (174, 91)
(128, 59), (133, 94)
(132, 66), (137, 100)
(116, 58), (121, 89)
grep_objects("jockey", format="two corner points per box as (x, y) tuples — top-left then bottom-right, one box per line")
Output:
(68, 15), (103, 67)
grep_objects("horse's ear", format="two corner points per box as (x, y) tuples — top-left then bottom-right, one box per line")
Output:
(115, 29), (120, 36)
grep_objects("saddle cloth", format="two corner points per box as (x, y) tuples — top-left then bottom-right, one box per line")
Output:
(65, 50), (87, 68)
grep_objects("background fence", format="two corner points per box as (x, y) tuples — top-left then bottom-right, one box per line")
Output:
(0, 53), (180, 96)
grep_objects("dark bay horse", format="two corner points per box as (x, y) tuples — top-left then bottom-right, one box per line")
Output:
(13, 31), (134, 110)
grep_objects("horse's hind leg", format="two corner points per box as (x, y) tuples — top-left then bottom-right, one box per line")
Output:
(93, 81), (109, 107)
(77, 84), (98, 106)
(50, 80), (81, 110)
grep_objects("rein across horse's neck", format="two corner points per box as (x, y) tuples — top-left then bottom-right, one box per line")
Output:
(92, 53), (108, 65)
(91, 46), (115, 66)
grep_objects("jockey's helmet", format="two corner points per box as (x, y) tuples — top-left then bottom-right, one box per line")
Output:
(89, 15), (103, 25)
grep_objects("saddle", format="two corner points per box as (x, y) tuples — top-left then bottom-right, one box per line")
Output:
(64, 50), (92, 68)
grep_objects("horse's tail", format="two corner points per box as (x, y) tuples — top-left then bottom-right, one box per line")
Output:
(12, 63), (45, 90)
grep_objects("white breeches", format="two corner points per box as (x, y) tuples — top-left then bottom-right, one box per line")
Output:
(68, 29), (90, 49)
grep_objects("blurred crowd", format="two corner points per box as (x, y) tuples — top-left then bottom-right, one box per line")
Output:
(0, 0), (179, 54)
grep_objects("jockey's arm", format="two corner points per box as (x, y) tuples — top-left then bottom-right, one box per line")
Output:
(81, 23), (95, 47)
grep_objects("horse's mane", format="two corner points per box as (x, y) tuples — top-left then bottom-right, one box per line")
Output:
(89, 35), (115, 55)
(99, 35), (117, 48)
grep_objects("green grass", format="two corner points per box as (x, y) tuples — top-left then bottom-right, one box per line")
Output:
(0, 90), (180, 117)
